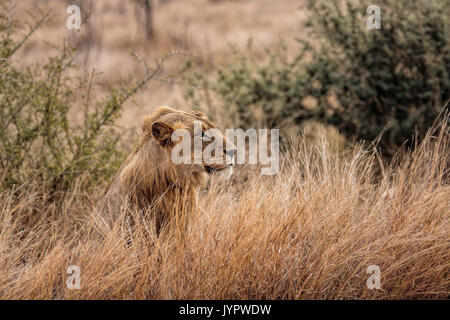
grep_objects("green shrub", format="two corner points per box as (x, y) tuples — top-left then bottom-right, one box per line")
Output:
(0, 7), (159, 194)
(185, 0), (450, 156)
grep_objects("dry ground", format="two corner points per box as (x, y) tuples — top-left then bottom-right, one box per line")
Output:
(14, 0), (306, 126)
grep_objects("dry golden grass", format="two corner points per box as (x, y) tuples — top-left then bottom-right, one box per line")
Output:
(3, 0), (447, 300)
(1, 121), (448, 299)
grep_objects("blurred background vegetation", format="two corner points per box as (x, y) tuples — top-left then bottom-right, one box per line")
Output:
(1, 0), (449, 195)
(185, 0), (450, 157)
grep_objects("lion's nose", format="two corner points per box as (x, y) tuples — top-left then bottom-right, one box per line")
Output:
(224, 148), (236, 160)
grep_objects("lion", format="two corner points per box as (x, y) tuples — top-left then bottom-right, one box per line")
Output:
(97, 106), (236, 236)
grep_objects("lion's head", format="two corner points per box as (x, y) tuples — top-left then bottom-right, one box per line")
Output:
(100, 106), (236, 235)
(142, 106), (236, 180)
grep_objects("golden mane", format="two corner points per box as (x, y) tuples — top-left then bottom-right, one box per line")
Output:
(97, 106), (234, 235)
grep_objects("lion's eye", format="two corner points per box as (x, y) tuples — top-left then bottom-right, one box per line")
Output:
(202, 131), (210, 139)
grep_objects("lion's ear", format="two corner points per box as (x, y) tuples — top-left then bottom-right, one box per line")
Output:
(151, 121), (174, 147)
(192, 110), (206, 118)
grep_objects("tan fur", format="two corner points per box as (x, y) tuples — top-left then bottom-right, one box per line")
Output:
(99, 106), (236, 235)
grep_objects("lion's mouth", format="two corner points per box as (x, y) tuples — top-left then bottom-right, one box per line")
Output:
(204, 165), (232, 174)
